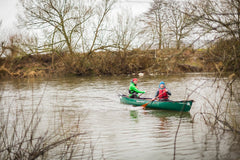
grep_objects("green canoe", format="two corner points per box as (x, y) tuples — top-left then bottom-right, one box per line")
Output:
(120, 95), (193, 112)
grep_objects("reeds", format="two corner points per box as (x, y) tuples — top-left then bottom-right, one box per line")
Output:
(191, 76), (240, 135)
(0, 85), (90, 159)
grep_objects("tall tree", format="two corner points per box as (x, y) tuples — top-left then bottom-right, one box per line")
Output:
(18, 0), (115, 55)
(18, 0), (94, 55)
(111, 10), (140, 52)
(88, 0), (115, 55)
(167, 1), (194, 49)
(188, 0), (240, 41)
(142, 0), (169, 49)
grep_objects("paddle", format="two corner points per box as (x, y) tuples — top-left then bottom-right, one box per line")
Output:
(141, 91), (168, 109)
(142, 96), (157, 109)
(138, 93), (144, 97)
(141, 100), (153, 109)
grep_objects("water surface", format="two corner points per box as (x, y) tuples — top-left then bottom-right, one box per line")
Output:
(1, 73), (240, 160)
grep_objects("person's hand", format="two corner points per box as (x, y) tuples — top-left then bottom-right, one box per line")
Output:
(152, 97), (155, 101)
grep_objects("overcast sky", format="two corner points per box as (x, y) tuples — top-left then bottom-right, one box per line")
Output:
(0, 0), (152, 43)
(0, 0), (151, 29)
(0, 0), (18, 28)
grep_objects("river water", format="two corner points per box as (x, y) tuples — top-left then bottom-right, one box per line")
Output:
(1, 73), (240, 160)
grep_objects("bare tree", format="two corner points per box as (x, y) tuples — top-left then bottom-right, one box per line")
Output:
(187, 0), (240, 75)
(142, 0), (169, 49)
(110, 10), (140, 52)
(0, 84), (86, 159)
(0, 34), (39, 58)
(141, 0), (195, 50)
(167, 1), (194, 49)
(88, 0), (116, 55)
(18, 0), (94, 55)
(187, 0), (240, 137)
(188, 0), (240, 41)
(19, 0), (116, 56)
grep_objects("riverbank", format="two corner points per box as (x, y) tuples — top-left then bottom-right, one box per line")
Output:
(0, 48), (214, 79)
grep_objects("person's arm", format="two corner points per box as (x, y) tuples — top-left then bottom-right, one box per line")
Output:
(155, 90), (159, 97)
(166, 88), (171, 95)
(152, 91), (159, 100)
(130, 85), (145, 94)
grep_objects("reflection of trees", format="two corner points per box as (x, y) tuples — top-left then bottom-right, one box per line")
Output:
(193, 127), (239, 160)
(130, 110), (138, 119)
(129, 110), (139, 123)
(149, 110), (191, 119)
(145, 110), (191, 134)
(0, 86), (87, 159)
(159, 117), (168, 131)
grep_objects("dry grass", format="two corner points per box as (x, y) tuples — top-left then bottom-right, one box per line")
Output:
(0, 48), (211, 78)
(207, 38), (240, 76)
(60, 51), (155, 75)
(0, 85), (95, 160)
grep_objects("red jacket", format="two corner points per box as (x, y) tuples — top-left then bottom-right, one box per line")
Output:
(158, 88), (168, 99)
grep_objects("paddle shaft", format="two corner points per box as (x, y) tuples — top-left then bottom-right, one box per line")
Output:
(138, 93), (144, 97)
(142, 91), (169, 108)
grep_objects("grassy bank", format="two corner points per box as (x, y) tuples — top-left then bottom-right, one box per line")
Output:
(0, 49), (214, 79)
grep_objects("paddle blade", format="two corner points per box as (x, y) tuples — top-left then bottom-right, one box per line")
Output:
(142, 102), (150, 108)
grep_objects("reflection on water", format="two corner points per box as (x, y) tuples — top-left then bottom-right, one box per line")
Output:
(147, 110), (191, 119)
(130, 110), (139, 120)
(0, 73), (240, 160)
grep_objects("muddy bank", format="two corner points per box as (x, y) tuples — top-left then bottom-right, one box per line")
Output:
(0, 49), (213, 79)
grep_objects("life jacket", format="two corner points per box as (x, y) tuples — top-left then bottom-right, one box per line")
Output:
(158, 88), (168, 99)
(129, 81), (137, 94)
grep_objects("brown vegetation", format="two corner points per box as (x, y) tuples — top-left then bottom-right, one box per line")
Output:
(0, 54), (53, 78)
(1, 0), (238, 79)
(207, 39), (240, 76)
(0, 48), (212, 79)
(0, 85), (88, 160)
(0, 1), (239, 159)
